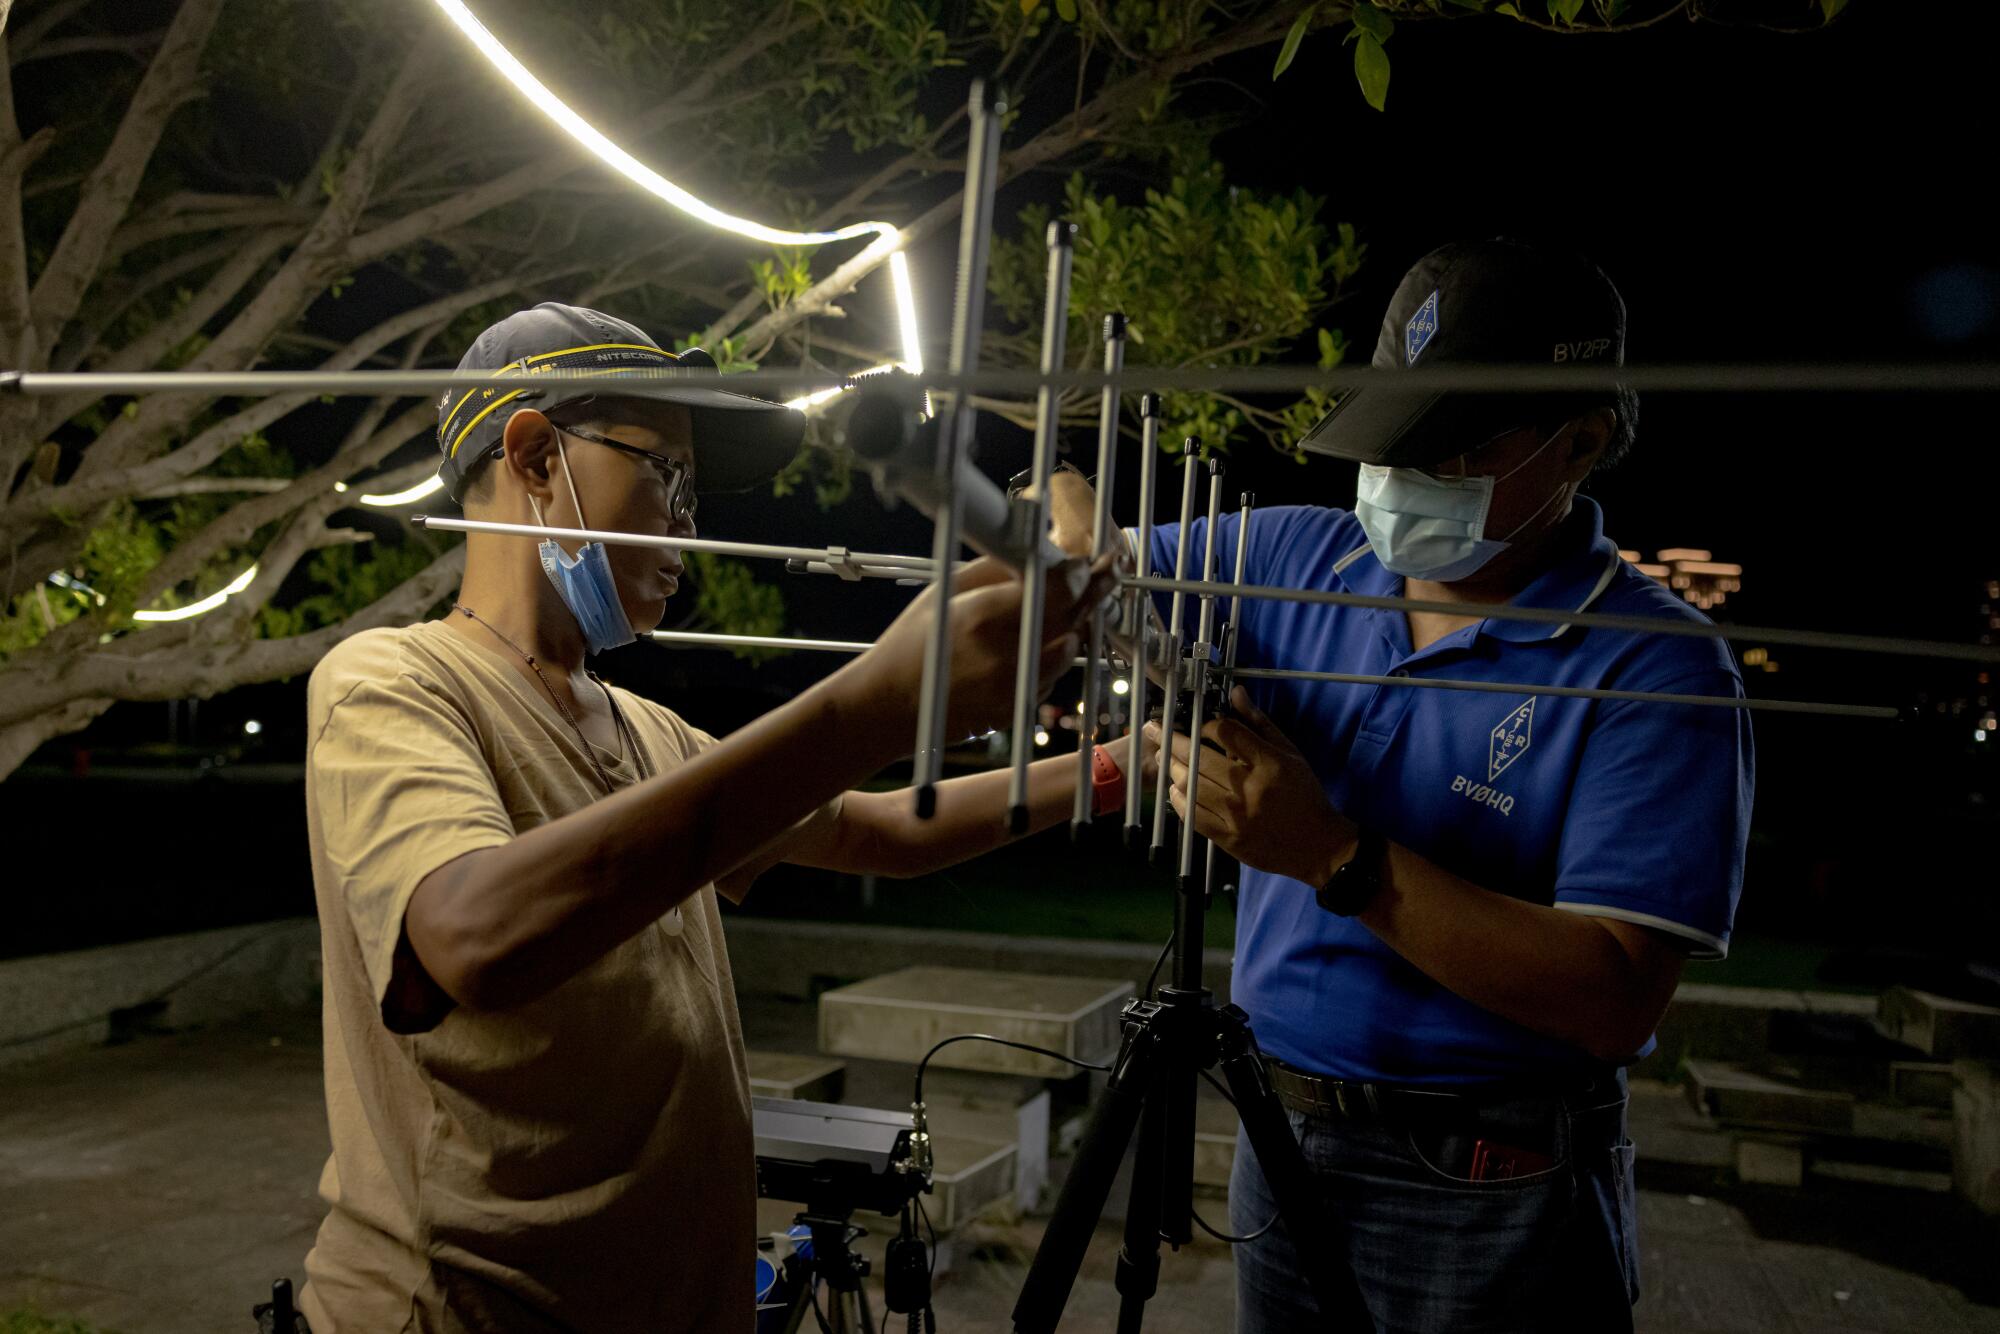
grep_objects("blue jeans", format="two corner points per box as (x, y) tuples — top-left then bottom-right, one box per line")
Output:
(1229, 1071), (1638, 1333)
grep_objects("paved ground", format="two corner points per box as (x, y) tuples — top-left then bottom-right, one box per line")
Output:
(3, 1001), (1997, 1334)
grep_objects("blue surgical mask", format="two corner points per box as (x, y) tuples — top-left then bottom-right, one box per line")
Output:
(532, 437), (636, 654)
(1354, 430), (1569, 583)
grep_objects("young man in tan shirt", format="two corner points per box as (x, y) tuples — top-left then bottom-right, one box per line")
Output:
(300, 304), (1129, 1332)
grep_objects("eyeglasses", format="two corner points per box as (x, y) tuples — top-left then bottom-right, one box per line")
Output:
(555, 423), (698, 524)
(1417, 422), (1545, 482)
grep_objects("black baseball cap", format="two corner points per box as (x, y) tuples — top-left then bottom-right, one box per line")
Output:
(1299, 238), (1631, 469)
(435, 302), (805, 504)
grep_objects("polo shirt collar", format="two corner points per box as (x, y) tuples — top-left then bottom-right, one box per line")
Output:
(1331, 496), (1623, 644)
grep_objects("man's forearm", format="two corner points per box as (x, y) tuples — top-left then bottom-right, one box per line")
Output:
(1353, 842), (1672, 1063)
(828, 750), (1100, 879)
(412, 673), (898, 1010)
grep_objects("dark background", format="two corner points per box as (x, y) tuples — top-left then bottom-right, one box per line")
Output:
(12, 3), (1996, 991)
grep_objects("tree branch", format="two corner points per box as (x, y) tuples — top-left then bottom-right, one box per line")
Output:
(31, 228), (289, 442)
(1496, 0), (1695, 33)
(20, 14), (794, 517)
(180, 32), (440, 375)
(8, 0), (92, 55)
(0, 541), (467, 742)
(138, 477), (292, 498)
(209, 451), (437, 634)
(128, 400), (434, 612)
(50, 232), (264, 374)
(0, 694), (114, 779)
(26, 0), (226, 360)
(3, 261), (559, 586)
(0, 27), (51, 368)
(88, 228), (289, 376)
(38, 36), (443, 487)
(101, 203), (316, 268)
(13, 28), (166, 64)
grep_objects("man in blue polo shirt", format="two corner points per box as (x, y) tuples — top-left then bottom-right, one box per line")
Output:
(1053, 239), (1753, 1332)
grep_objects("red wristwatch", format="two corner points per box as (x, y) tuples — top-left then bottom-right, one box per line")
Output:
(1091, 746), (1126, 818)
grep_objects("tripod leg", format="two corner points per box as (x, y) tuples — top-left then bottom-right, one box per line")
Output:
(1113, 1086), (1168, 1334)
(1156, 1047), (1199, 1248)
(1012, 1016), (1162, 1334)
(780, 1270), (813, 1334)
(1218, 1044), (1371, 1329)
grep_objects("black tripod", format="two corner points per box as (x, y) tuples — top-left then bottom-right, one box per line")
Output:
(1011, 460), (1367, 1334)
(775, 1204), (878, 1334)
(771, 1180), (933, 1334)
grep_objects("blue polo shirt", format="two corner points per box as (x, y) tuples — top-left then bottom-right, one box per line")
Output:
(1135, 498), (1754, 1086)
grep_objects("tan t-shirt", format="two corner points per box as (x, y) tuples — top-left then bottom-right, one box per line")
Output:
(299, 619), (752, 1334)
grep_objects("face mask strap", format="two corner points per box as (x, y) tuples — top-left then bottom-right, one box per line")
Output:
(1495, 422), (1566, 484)
(1493, 424), (1578, 542)
(553, 432), (590, 531)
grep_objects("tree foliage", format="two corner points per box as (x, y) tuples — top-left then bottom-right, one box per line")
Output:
(988, 160), (1363, 458)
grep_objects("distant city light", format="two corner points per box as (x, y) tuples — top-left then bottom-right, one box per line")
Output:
(243, 719), (263, 736)
(1624, 546), (1742, 611)
(1112, 678), (1130, 695)
(1034, 728), (1051, 747)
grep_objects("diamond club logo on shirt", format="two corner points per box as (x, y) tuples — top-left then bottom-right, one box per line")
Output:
(1489, 698), (1534, 781)
(1405, 289), (1440, 365)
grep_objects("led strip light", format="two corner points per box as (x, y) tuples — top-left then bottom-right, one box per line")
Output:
(428, 0), (922, 400)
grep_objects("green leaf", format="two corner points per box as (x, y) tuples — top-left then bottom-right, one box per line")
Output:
(1496, 3), (1524, 16)
(1820, 0), (1848, 20)
(1273, 4), (1317, 81)
(1055, 0), (1078, 19)
(1546, 0), (1586, 21)
(1353, 31), (1390, 111)
(1350, 2), (1395, 41)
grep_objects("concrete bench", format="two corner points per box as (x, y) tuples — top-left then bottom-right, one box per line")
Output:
(1877, 987), (2000, 1060)
(746, 1050), (846, 1104)
(928, 1131), (1019, 1232)
(923, 1068), (1053, 1215)
(818, 966), (1134, 1078)
(1683, 1060), (1953, 1193)
(1683, 1058), (1855, 1134)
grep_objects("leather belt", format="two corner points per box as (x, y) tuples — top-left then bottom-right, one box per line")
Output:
(1265, 1059), (1475, 1125)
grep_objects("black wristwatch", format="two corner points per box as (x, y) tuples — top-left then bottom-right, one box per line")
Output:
(1315, 827), (1387, 917)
